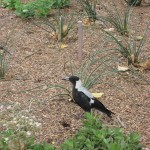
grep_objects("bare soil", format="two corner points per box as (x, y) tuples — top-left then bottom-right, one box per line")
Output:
(0, 0), (150, 149)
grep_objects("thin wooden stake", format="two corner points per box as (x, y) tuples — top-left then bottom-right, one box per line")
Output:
(78, 21), (83, 63)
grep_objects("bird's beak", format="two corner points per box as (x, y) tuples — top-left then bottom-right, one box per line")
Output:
(62, 76), (70, 81)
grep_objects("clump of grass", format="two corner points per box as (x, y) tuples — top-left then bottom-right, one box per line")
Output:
(124, 0), (142, 6)
(34, 14), (74, 42)
(98, 1), (131, 36)
(45, 43), (121, 100)
(102, 21), (150, 66)
(78, 0), (97, 22)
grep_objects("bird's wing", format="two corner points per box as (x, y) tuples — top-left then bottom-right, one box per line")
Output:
(75, 91), (91, 111)
(91, 98), (113, 117)
(78, 86), (94, 99)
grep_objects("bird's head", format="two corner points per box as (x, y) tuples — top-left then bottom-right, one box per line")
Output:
(62, 76), (80, 85)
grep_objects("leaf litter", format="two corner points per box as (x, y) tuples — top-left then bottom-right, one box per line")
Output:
(0, 0), (150, 149)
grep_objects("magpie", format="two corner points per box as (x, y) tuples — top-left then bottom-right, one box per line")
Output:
(62, 76), (114, 118)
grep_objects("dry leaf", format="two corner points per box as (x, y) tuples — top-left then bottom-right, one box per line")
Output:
(52, 31), (58, 41)
(144, 60), (150, 70)
(60, 44), (68, 49)
(52, 141), (55, 144)
(129, 29), (134, 34)
(63, 25), (68, 33)
(136, 36), (143, 41)
(118, 65), (129, 72)
(104, 28), (115, 32)
(83, 18), (91, 26)
(83, 17), (95, 26)
(48, 44), (55, 48)
(42, 85), (47, 90)
(130, 54), (138, 63)
(68, 98), (72, 102)
(92, 93), (104, 98)
(133, 59), (150, 71)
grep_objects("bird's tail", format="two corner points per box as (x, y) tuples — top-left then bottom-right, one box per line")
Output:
(92, 99), (114, 118)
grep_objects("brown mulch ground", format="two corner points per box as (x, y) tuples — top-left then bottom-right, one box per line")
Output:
(0, 0), (150, 149)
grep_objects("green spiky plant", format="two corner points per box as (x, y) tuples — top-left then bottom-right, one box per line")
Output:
(57, 15), (73, 42)
(102, 21), (150, 66)
(98, 1), (132, 36)
(44, 41), (122, 100)
(78, 0), (97, 22)
(124, 0), (142, 6)
(33, 14), (74, 42)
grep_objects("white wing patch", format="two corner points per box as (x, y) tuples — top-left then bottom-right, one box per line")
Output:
(89, 99), (94, 105)
(75, 80), (94, 98)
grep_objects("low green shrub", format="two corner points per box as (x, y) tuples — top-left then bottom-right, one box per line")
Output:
(15, 0), (53, 18)
(14, 0), (36, 18)
(0, 112), (142, 150)
(51, 0), (70, 9)
(2, 0), (70, 18)
(0, 106), (42, 149)
(61, 113), (142, 150)
(31, 142), (56, 150)
(2, 0), (16, 9)
(0, 129), (56, 150)
(33, 0), (53, 17)
(15, 0), (54, 18)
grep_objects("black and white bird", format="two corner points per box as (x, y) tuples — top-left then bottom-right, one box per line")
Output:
(62, 76), (114, 118)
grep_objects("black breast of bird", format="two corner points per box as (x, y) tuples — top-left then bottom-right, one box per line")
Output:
(72, 87), (91, 112)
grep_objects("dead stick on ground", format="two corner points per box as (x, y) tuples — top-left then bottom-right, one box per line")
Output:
(116, 115), (126, 128)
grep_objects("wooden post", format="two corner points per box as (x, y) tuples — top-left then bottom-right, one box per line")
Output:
(78, 21), (83, 63)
